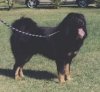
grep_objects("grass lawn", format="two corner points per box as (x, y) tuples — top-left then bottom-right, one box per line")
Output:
(0, 6), (100, 92)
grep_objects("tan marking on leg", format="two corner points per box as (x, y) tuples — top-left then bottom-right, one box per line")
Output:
(64, 64), (72, 81)
(58, 73), (65, 83)
(15, 67), (24, 80)
(15, 67), (21, 80)
(19, 67), (24, 78)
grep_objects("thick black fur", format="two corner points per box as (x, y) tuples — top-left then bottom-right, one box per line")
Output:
(10, 13), (87, 82)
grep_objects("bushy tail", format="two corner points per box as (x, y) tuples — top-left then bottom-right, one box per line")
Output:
(11, 17), (38, 42)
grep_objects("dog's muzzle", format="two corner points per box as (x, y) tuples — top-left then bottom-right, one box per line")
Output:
(78, 28), (85, 39)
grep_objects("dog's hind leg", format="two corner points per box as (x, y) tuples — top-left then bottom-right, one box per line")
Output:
(13, 62), (24, 80)
(13, 53), (33, 80)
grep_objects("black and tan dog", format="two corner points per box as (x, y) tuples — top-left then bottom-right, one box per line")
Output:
(10, 13), (87, 83)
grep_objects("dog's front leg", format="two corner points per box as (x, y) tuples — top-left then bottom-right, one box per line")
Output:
(56, 61), (65, 83)
(64, 63), (71, 81)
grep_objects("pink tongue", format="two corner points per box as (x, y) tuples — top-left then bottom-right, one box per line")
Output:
(78, 28), (85, 39)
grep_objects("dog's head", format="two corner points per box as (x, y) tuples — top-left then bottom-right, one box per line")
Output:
(58, 13), (87, 40)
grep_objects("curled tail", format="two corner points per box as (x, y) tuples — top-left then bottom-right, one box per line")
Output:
(11, 17), (38, 42)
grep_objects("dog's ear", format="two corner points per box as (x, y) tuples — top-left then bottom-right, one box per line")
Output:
(56, 15), (70, 36)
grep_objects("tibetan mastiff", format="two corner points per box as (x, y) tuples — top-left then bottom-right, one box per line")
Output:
(10, 12), (87, 83)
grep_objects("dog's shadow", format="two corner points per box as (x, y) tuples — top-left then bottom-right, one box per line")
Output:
(0, 68), (57, 80)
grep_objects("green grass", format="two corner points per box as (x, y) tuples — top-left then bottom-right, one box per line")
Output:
(0, 6), (100, 92)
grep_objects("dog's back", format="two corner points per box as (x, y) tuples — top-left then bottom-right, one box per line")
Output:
(10, 17), (57, 60)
